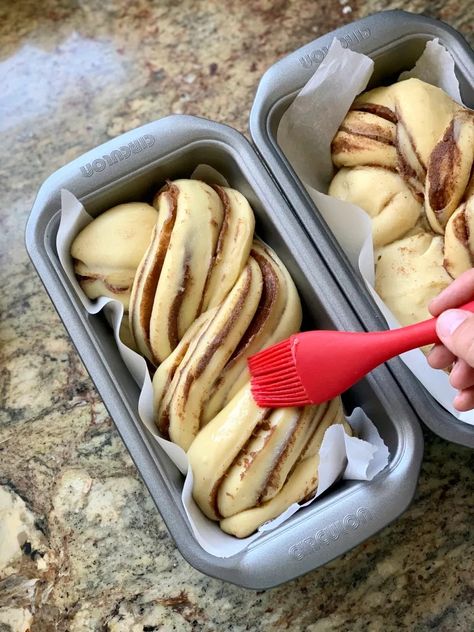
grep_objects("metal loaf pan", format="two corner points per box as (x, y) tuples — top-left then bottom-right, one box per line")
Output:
(250, 10), (474, 448)
(25, 115), (423, 589)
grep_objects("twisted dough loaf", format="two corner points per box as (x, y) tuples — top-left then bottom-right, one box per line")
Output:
(330, 78), (474, 329)
(72, 179), (349, 538)
(130, 179), (348, 536)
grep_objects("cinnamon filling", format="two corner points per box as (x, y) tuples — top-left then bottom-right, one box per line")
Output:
(256, 410), (305, 504)
(75, 271), (130, 294)
(229, 249), (279, 362)
(428, 119), (461, 213)
(131, 182), (179, 350)
(210, 410), (273, 519)
(205, 248), (280, 404)
(351, 102), (398, 124)
(452, 206), (469, 246)
(395, 118), (426, 201)
(167, 259), (191, 353)
(337, 127), (395, 146)
(331, 133), (391, 157)
(193, 264), (253, 384)
(196, 184), (229, 312)
(211, 185), (230, 265)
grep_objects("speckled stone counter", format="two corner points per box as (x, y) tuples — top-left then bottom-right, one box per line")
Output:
(1, 1), (473, 630)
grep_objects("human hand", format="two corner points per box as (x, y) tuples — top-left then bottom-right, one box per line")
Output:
(428, 269), (474, 412)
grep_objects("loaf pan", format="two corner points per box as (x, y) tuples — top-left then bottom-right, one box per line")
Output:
(250, 10), (474, 448)
(25, 115), (423, 589)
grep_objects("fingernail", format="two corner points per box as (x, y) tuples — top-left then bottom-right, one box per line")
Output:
(436, 309), (470, 339)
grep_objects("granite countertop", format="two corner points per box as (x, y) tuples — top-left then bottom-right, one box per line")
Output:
(1, 1), (473, 630)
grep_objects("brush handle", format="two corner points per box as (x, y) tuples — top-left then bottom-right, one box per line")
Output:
(358, 299), (474, 359)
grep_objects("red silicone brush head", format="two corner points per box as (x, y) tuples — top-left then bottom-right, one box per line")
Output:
(248, 337), (309, 407)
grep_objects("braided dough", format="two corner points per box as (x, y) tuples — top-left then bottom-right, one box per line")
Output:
(330, 78), (474, 329)
(72, 179), (349, 538)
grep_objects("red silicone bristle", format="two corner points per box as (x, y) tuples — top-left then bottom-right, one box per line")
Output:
(247, 339), (292, 373)
(250, 385), (309, 408)
(251, 367), (299, 385)
(248, 337), (309, 407)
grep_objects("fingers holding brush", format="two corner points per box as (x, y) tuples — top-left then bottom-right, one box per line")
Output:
(428, 271), (474, 411)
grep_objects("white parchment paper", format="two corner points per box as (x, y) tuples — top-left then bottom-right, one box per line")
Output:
(57, 186), (389, 557)
(278, 38), (474, 425)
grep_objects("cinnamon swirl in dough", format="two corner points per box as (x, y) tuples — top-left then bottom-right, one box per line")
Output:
(444, 194), (474, 279)
(425, 110), (474, 233)
(129, 180), (255, 365)
(188, 388), (350, 538)
(153, 240), (302, 451)
(331, 77), (474, 328)
(331, 78), (472, 233)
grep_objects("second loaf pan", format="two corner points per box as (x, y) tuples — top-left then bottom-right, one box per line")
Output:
(250, 10), (474, 448)
(25, 115), (423, 588)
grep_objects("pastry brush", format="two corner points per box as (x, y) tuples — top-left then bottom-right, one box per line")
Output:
(248, 301), (474, 408)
